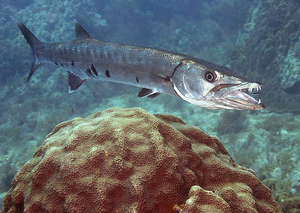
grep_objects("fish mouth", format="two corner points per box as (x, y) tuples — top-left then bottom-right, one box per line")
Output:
(209, 82), (266, 110)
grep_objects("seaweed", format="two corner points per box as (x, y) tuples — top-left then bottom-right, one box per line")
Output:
(262, 149), (299, 212)
(263, 177), (300, 213)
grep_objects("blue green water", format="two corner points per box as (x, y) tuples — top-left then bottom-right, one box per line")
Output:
(0, 0), (300, 211)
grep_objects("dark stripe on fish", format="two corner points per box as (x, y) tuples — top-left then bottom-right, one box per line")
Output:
(91, 64), (98, 76)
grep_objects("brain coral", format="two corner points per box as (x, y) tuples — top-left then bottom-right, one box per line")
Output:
(1, 108), (281, 213)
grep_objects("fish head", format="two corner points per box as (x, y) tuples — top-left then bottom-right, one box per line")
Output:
(171, 60), (265, 110)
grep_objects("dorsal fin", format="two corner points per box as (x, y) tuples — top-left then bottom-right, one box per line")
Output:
(74, 20), (92, 40)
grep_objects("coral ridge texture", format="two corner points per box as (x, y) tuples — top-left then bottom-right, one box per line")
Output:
(1, 107), (281, 213)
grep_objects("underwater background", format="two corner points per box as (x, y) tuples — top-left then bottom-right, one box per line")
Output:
(0, 0), (299, 211)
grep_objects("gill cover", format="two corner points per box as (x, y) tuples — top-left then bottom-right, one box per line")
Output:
(172, 60), (216, 108)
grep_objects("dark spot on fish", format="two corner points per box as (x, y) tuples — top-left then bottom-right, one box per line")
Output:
(61, 63), (64, 67)
(86, 70), (93, 78)
(136, 77), (139, 82)
(105, 70), (110, 78)
(87, 68), (93, 77)
(71, 61), (74, 66)
(91, 64), (98, 77)
(42, 46), (45, 49)
(55, 62), (58, 66)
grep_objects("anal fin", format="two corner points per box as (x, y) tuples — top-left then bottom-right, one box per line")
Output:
(137, 88), (161, 98)
(68, 71), (86, 93)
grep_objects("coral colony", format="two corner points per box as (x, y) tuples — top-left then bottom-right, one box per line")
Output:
(1, 108), (281, 212)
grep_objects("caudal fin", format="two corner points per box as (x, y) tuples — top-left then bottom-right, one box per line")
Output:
(16, 22), (42, 89)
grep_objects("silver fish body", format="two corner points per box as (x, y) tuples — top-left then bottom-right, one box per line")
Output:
(38, 39), (183, 96)
(17, 21), (265, 110)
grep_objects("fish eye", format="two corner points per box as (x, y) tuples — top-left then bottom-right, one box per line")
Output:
(204, 71), (216, 82)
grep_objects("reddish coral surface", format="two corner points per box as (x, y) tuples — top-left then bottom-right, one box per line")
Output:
(1, 108), (281, 213)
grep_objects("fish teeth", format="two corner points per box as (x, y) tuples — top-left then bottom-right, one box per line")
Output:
(248, 86), (256, 94)
(253, 86), (261, 94)
(258, 98), (261, 104)
(247, 85), (261, 94)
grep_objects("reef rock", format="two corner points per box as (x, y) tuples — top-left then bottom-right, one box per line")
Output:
(1, 108), (281, 213)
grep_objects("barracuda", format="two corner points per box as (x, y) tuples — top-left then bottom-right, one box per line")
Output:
(17, 21), (265, 110)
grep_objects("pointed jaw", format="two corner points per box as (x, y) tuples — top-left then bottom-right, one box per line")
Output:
(208, 82), (266, 110)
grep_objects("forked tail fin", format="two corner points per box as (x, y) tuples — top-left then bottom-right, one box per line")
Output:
(16, 21), (43, 89)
